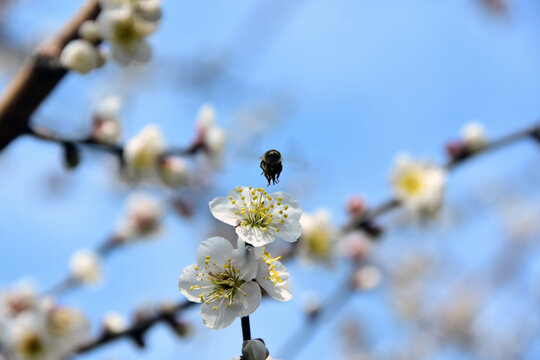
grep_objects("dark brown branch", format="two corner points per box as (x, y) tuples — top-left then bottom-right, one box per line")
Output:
(75, 300), (195, 354)
(0, 0), (101, 151)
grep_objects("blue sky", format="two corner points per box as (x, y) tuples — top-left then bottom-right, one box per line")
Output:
(1, 0), (540, 359)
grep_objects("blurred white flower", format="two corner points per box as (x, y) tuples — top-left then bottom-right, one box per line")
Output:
(461, 122), (488, 151)
(390, 154), (446, 214)
(2, 299), (89, 360)
(60, 39), (101, 74)
(158, 155), (189, 188)
(178, 237), (261, 329)
(69, 250), (102, 285)
(91, 95), (122, 144)
(102, 311), (128, 334)
(209, 186), (302, 247)
(114, 192), (163, 241)
(123, 125), (165, 178)
(298, 208), (337, 266)
(0, 282), (38, 319)
(79, 20), (101, 42)
(97, 0), (161, 65)
(351, 265), (381, 290)
(339, 231), (373, 261)
(195, 104), (226, 167)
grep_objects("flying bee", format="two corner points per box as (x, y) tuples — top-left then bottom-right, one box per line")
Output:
(260, 149), (283, 186)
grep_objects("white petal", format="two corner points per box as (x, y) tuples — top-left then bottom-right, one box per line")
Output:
(178, 264), (205, 303)
(272, 192), (302, 220)
(200, 298), (237, 330)
(256, 260), (292, 301)
(209, 197), (239, 226)
(236, 281), (262, 318)
(231, 246), (258, 281)
(276, 220), (302, 243)
(195, 237), (234, 268)
(236, 225), (275, 247)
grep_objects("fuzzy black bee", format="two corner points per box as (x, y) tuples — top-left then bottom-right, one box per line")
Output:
(260, 149), (282, 186)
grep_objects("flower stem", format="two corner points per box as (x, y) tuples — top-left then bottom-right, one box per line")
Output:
(241, 316), (251, 341)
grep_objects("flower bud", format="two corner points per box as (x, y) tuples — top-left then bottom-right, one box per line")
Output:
(158, 155), (189, 187)
(114, 193), (163, 241)
(346, 195), (366, 218)
(69, 250), (102, 285)
(351, 265), (381, 290)
(102, 311), (128, 334)
(79, 20), (101, 43)
(242, 339), (269, 360)
(60, 39), (100, 74)
(461, 122), (488, 152)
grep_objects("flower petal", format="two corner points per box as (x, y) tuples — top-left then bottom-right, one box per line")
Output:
(256, 260), (292, 301)
(236, 225), (275, 247)
(276, 220), (303, 243)
(177, 264), (204, 302)
(236, 281), (262, 318)
(200, 298), (237, 330)
(196, 237), (234, 268)
(232, 245), (258, 281)
(209, 198), (239, 227)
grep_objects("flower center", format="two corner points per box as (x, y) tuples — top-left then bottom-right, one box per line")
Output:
(232, 187), (290, 233)
(16, 333), (46, 359)
(306, 229), (330, 257)
(398, 169), (424, 196)
(195, 258), (246, 310)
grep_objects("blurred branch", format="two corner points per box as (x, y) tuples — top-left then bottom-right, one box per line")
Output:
(26, 125), (205, 161)
(345, 121), (540, 233)
(75, 300), (196, 355)
(280, 120), (540, 359)
(0, 0), (101, 151)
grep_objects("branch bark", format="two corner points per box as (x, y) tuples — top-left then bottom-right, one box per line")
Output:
(0, 0), (101, 151)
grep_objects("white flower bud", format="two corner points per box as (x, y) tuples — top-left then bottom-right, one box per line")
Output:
(461, 122), (488, 151)
(158, 155), (189, 187)
(69, 250), (102, 285)
(242, 339), (269, 360)
(196, 103), (216, 129)
(102, 311), (128, 334)
(351, 265), (381, 290)
(114, 193), (163, 241)
(60, 39), (100, 74)
(79, 20), (101, 42)
(137, 0), (162, 22)
(204, 125), (226, 157)
(124, 125), (165, 177)
(92, 96), (122, 144)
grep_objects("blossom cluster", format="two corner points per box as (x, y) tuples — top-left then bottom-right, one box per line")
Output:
(0, 283), (90, 360)
(60, 0), (162, 73)
(178, 186), (303, 329)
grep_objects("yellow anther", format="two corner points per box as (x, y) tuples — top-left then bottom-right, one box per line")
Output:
(284, 206), (289, 210)
(281, 219), (285, 223)
(212, 306), (216, 311)
(231, 200), (236, 204)
(228, 196), (232, 200)
(278, 197), (282, 201)
(284, 214), (288, 218)
(234, 210), (238, 215)
(276, 228), (280, 232)
(279, 210), (283, 214)
(194, 266), (198, 270)
(190, 286), (194, 291)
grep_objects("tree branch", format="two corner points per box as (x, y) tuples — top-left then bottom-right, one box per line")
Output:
(0, 0), (101, 151)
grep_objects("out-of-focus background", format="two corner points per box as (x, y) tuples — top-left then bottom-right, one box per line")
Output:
(1, 0), (540, 359)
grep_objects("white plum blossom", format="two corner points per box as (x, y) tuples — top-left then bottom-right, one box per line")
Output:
(195, 104), (226, 167)
(60, 39), (101, 74)
(178, 237), (261, 329)
(123, 125), (165, 178)
(351, 265), (382, 290)
(69, 250), (102, 285)
(209, 187), (302, 247)
(97, 0), (161, 65)
(390, 154), (446, 214)
(461, 122), (488, 151)
(79, 20), (101, 42)
(0, 292), (90, 360)
(102, 311), (128, 334)
(114, 192), (163, 241)
(158, 155), (189, 188)
(298, 208), (337, 266)
(91, 95), (122, 144)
